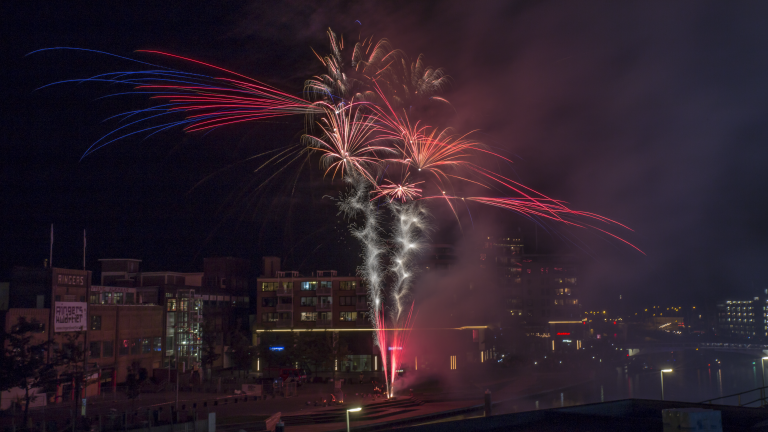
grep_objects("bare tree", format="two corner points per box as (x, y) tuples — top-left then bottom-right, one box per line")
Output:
(0, 317), (56, 426)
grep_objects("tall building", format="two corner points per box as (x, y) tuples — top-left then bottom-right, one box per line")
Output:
(4, 265), (164, 395)
(97, 257), (251, 370)
(717, 297), (765, 339)
(255, 269), (375, 372)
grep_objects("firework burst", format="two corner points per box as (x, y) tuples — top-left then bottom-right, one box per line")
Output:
(35, 27), (642, 397)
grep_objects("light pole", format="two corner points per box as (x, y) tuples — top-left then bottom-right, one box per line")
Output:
(660, 369), (673, 401)
(346, 407), (361, 432)
(761, 357), (768, 406)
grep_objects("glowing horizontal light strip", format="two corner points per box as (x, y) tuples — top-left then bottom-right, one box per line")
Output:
(548, 321), (586, 324)
(253, 326), (488, 332)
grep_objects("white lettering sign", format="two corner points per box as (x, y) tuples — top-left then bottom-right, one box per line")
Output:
(56, 274), (85, 286)
(54, 302), (87, 332)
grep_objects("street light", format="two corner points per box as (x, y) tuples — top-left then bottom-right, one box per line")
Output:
(346, 407), (362, 432)
(761, 357), (768, 406)
(660, 369), (673, 401)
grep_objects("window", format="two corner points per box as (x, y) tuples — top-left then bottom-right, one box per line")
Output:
(180, 300), (189, 312)
(142, 339), (151, 354)
(319, 296), (332, 307)
(167, 299), (177, 311)
(278, 312), (291, 320)
(131, 339), (140, 355)
(90, 315), (101, 331)
(153, 337), (162, 352)
(301, 312), (317, 321)
(340, 281), (356, 291)
(340, 312), (358, 321)
(262, 282), (278, 291)
(166, 336), (174, 352)
(357, 296), (367, 307)
(319, 312), (332, 321)
(339, 296), (356, 306)
(119, 340), (130, 356)
(320, 281), (333, 289)
(279, 297), (293, 304)
(262, 298), (278, 307)
(125, 293), (135, 304)
(300, 297), (317, 307)
(113, 292), (124, 305)
(262, 313), (279, 322)
(89, 294), (99, 304)
(89, 341), (101, 358)
(102, 341), (113, 358)
(102, 292), (112, 304)
(282, 282), (293, 291)
(301, 281), (318, 291)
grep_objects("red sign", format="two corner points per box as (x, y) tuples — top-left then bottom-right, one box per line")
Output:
(556, 332), (570, 336)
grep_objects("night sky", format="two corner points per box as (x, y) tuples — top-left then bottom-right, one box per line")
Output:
(3, 1), (768, 309)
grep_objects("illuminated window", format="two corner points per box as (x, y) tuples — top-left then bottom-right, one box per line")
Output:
(340, 281), (356, 291)
(262, 282), (278, 292)
(301, 312), (317, 321)
(339, 312), (358, 321)
(282, 282), (293, 291)
(320, 281), (333, 289)
(167, 299), (177, 311)
(301, 281), (318, 291)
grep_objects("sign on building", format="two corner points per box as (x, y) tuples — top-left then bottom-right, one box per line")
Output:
(54, 302), (87, 332)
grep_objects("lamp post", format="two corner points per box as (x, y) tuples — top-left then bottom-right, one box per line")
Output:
(346, 408), (361, 432)
(660, 369), (673, 401)
(761, 357), (768, 406)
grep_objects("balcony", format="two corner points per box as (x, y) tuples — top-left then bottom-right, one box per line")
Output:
(276, 319), (292, 329)
(276, 287), (292, 296)
(317, 286), (332, 296)
(356, 302), (368, 312)
(356, 285), (367, 295)
(317, 302), (332, 312)
(276, 303), (293, 312)
(356, 318), (370, 328)
(316, 319), (333, 328)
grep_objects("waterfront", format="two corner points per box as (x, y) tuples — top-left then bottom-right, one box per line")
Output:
(498, 349), (768, 414)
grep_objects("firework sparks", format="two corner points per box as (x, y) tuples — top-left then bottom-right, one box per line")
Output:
(370, 173), (424, 203)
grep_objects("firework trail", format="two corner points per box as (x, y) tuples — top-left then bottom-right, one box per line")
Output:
(388, 203), (428, 322)
(338, 176), (386, 343)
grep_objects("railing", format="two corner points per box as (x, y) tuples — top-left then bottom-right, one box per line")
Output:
(276, 303), (293, 312)
(356, 318), (370, 328)
(317, 302), (332, 312)
(276, 287), (292, 296)
(356, 285), (367, 295)
(317, 286), (332, 296)
(316, 319), (333, 328)
(356, 302), (368, 311)
(700, 385), (768, 407)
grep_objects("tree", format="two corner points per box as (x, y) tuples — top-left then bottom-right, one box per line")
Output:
(332, 338), (353, 384)
(229, 331), (256, 377)
(200, 316), (221, 382)
(58, 332), (88, 422)
(0, 317), (57, 426)
(125, 361), (148, 406)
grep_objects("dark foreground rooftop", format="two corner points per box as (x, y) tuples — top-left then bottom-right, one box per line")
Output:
(383, 399), (768, 432)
